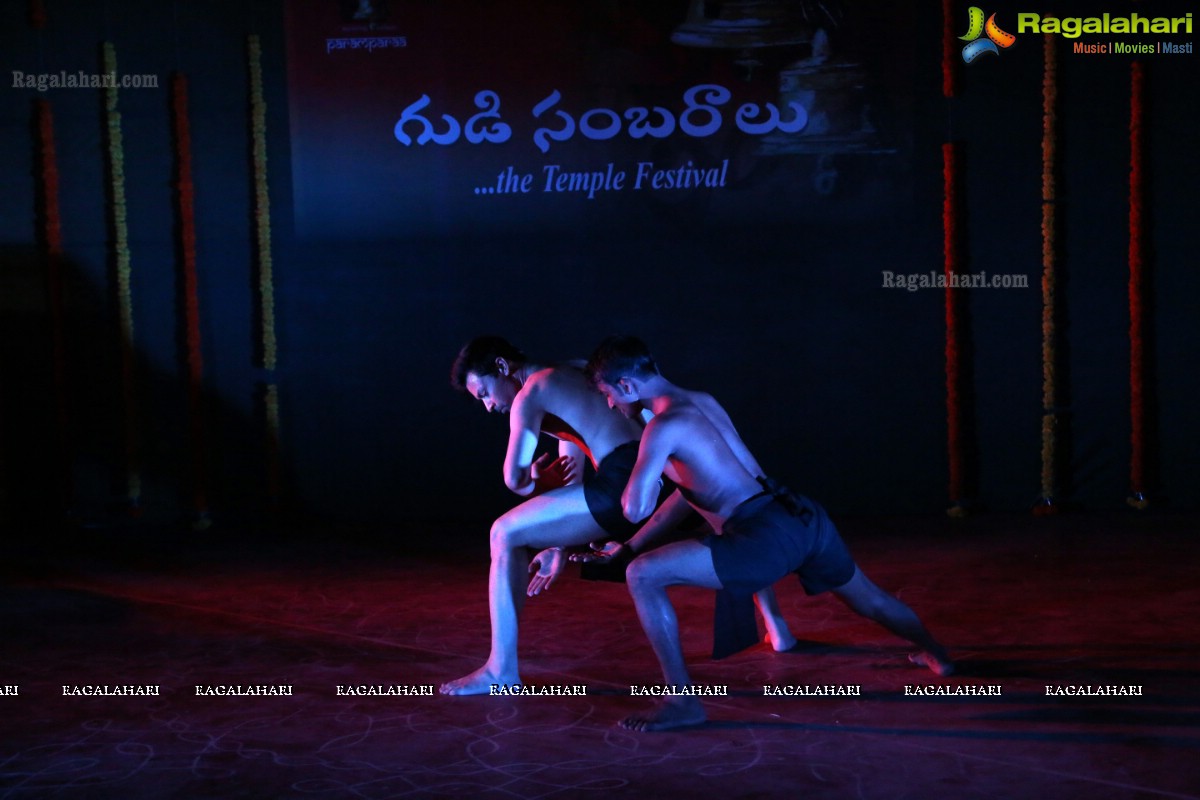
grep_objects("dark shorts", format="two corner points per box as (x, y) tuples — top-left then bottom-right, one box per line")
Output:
(703, 492), (856, 597)
(583, 441), (641, 540)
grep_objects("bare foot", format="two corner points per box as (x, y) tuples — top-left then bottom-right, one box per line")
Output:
(619, 698), (707, 732)
(909, 651), (955, 677)
(764, 630), (798, 653)
(439, 664), (519, 696)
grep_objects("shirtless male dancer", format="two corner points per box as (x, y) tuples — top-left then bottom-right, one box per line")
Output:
(582, 336), (954, 731)
(441, 336), (798, 696)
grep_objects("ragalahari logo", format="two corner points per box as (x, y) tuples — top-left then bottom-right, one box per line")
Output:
(960, 7), (1017, 62)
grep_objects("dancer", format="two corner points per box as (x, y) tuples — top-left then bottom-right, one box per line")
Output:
(441, 336), (797, 695)
(583, 336), (954, 731)
(439, 336), (649, 694)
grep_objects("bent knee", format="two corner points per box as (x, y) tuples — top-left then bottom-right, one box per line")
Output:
(489, 517), (525, 552)
(625, 553), (673, 592)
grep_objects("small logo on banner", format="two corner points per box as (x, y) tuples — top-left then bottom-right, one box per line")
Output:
(960, 7), (1017, 63)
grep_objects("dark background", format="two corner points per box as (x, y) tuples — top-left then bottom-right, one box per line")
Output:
(2, 0), (1196, 545)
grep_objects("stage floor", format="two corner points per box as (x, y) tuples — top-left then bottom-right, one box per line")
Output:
(2, 511), (1198, 799)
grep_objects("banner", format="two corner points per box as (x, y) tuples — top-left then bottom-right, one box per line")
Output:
(285, 1), (914, 240)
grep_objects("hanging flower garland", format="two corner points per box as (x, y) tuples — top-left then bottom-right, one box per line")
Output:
(1034, 34), (1058, 515)
(943, 142), (965, 517)
(30, 0), (46, 27)
(171, 72), (211, 528)
(941, 0), (958, 98)
(942, 0), (964, 515)
(36, 98), (73, 508)
(248, 34), (277, 372)
(103, 41), (143, 513)
(36, 100), (63, 269)
(248, 34), (282, 508)
(1127, 62), (1148, 511)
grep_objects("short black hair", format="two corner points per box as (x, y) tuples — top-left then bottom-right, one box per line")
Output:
(450, 336), (527, 392)
(585, 335), (659, 387)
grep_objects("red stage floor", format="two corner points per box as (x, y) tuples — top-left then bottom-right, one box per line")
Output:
(2, 511), (1197, 799)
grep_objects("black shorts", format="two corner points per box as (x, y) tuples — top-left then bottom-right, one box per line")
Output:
(582, 441), (641, 540)
(704, 492), (856, 597)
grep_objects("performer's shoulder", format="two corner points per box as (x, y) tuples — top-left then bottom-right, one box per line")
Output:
(531, 363), (590, 391)
(647, 403), (698, 435)
(519, 366), (581, 407)
(689, 389), (735, 423)
(687, 387), (721, 408)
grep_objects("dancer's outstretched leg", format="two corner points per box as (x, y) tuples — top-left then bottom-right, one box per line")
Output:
(831, 567), (954, 676)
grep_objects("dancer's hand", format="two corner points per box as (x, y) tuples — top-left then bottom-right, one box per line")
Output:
(569, 540), (623, 564)
(527, 547), (566, 596)
(531, 453), (577, 491)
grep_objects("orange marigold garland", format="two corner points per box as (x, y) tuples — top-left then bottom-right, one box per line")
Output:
(102, 42), (143, 513)
(943, 142), (966, 517)
(248, 34), (283, 509)
(1034, 34), (1058, 515)
(171, 72), (211, 528)
(1127, 62), (1148, 511)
